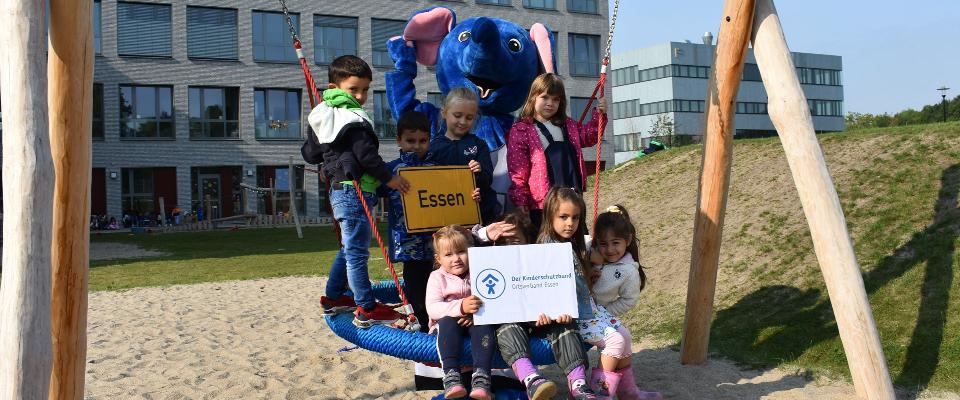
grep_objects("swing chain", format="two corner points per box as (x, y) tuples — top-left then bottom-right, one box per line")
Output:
(277, 0), (300, 46)
(603, 0), (620, 64)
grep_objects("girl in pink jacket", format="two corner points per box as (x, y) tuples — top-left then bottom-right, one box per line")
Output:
(507, 73), (606, 228)
(426, 225), (495, 400)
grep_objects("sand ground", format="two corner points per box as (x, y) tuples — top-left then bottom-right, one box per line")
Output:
(81, 276), (952, 400)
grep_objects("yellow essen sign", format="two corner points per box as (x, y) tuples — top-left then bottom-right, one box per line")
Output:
(399, 166), (480, 233)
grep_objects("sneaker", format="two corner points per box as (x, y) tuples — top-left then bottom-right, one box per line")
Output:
(352, 303), (404, 329)
(569, 384), (604, 400)
(526, 375), (558, 400)
(443, 369), (467, 399)
(469, 369), (492, 400)
(320, 295), (357, 315)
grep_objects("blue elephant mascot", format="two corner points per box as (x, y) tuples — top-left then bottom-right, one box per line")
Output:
(386, 6), (557, 209)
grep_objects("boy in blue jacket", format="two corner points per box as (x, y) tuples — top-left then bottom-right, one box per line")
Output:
(308, 55), (410, 328)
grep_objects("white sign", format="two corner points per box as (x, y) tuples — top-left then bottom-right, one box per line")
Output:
(469, 243), (579, 325)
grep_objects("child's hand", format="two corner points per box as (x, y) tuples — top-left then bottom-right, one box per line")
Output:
(555, 314), (573, 325)
(471, 188), (481, 202)
(589, 249), (605, 266)
(386, 175), (411, 194)
(460, 295), (483, 314)
(588, 266), (602, 286)
(468, 160), (481, 173)
(535, 313), (553, 327)
(597, 99), (607, 115)
(457, 316), (473, 327)
(485, 221), (516, 242)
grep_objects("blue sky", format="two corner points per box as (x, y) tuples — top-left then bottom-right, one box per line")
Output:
(608, 0), (960, 114)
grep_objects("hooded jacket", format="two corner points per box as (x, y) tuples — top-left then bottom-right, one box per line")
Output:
(305, 90), (391, 192)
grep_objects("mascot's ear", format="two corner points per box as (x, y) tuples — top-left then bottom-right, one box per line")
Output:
(529, 23), (556, 74)
(402, 6), (456, 67)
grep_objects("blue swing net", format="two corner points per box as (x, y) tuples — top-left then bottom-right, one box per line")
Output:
(324, 280), (563, 368)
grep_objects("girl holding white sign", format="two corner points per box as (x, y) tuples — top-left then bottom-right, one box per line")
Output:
(583, 205), (662, 399)
(425, 225), (495, 400)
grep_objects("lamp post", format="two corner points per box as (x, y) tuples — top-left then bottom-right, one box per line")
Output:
(937, 86), (950, 123)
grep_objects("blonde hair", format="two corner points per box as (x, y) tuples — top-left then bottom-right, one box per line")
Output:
(442, 87), (479, 111)
(519, 73), (567, 126)
(432, 225), (474, 267)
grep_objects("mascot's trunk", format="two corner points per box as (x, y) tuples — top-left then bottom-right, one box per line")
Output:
(462, 17), (503, 87)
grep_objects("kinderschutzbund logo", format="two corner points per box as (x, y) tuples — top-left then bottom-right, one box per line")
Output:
(475, 268), (506, 300)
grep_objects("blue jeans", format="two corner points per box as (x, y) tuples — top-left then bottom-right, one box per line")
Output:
(325, 187), (378, 310)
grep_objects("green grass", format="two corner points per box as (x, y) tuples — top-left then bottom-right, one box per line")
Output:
(89, 226), (393, 291)
(596, 122), (960, 393)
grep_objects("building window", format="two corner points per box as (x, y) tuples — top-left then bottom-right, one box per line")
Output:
(798, 67), (842, 86)
(736, 102), (767, 114)
(611, 98), (706, 120)
(93, 84), (104, 139)
(252, 11), (299, 62)
(372, 91), (396, 138)
(93, 0), (102, 55)
(569, 97), (592, 120)
(254, 88), (301, 139)
(568, 33), (600, 77)
(119, 85), (174, 138)
(567, 0), (598, 13)
(477, 0), (511, 5)
(611, 66), (637, 86)
(371, 19), (404, 67)
(117, 2), (172, 57)
(523, 0), (556, 10)
(189, 87), (239, 139)
(122, 168), (154, 214)
(427, 92), (444, 107)
(808, 99), (843, 117)
(314, 15), (357, 65)
(615, 132), (641, 152)
(187, 6), (238, 60)
(742, 63), (762, 81)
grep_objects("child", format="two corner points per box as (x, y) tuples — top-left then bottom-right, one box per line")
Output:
(430, 88), (502, 225)
(507, 73), (606, 228)
(584, 205), (661, 399)
(380, 110), (435, 332)
(496, 188), (601, 400)
(426, 225), (495, 400)
(310, 55), (411, 328)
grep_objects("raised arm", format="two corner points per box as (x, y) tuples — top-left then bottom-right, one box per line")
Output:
(385, 38), (422, 120)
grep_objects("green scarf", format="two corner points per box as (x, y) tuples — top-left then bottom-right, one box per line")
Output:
(323, 89), (370, 120)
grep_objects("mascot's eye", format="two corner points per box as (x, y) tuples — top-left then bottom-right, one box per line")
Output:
(458, 31), (471, 42)
(508, 38), (522, 52)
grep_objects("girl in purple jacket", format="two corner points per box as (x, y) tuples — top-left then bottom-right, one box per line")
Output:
(426, 225), (495, 400)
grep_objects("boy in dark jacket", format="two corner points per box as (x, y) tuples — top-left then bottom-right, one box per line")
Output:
(308, 55), (410, 328)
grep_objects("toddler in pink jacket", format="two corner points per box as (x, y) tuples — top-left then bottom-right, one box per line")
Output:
(425, 225), (495, 400)
(507, 73), (605, 228)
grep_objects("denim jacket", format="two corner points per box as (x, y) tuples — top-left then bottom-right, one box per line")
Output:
(540, 237), (594, 320)
(379, 151), (435, 262)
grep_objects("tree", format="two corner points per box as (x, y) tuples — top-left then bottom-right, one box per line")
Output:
(648, 114), (676, 146)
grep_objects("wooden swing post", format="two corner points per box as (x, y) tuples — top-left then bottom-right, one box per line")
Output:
(0, 0), (55, 397)
(750, 0), (894, 397)
(680, 0), (755, 364)
(48, 0), (95, 398)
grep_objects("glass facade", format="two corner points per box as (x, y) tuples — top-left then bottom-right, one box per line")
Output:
(119, 85), (174, 138)
(477, 0), (511, 5)
(117, 2), (172, 57)
(568, 33), (600, 77)
(373, 91), (396, 138)
(314, 15), (358, 65)
(93, 0), (101, 55)
(254, 88), (301, 139)
(611, 99), (705, 120)
(427, 92), (444, 107)
(615, 132), (642, 152)
(187, 6), (238, 60)
(523, 0), (556, 9)
(93, 84), (104, 139)
(189, 87), (240, 139)
(252, 11), (299, 62)
(798, 67), (842, 86)
(611, 64), (709, 86)
(808, 99), (843, 116)
(371, 19), (404, 67)
(122, 168), (154, 214)
(736, 102), (767, 115)
(567, 0), (598, 13)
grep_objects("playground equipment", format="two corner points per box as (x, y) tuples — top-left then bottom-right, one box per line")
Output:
(0, 0), (896, 398)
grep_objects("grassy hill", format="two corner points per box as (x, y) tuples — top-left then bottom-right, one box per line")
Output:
(588, 122), (960, 393)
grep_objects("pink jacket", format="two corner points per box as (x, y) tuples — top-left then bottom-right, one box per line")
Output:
(507, 109), (603, 210)
(425, 268), (472, 331)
